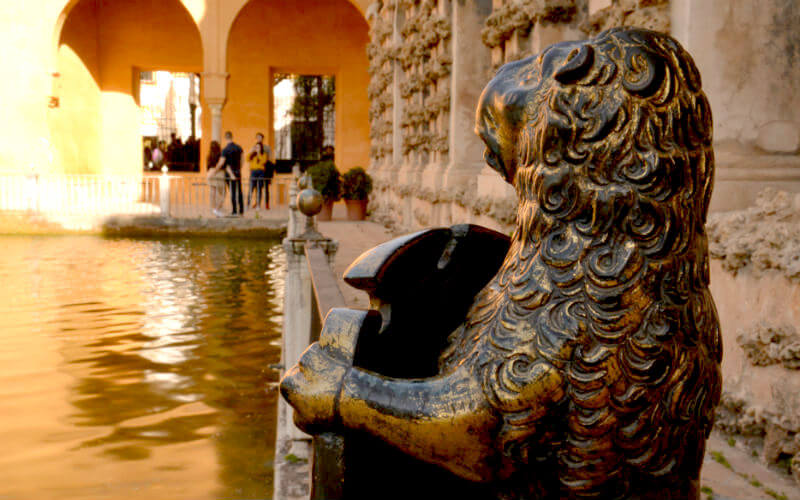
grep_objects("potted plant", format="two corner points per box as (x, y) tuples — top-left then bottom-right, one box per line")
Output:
(306, 160), (341, 220)
(342, 167), (373, 221)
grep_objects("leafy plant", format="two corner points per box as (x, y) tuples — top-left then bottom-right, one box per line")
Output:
(307, 160), (341, 202)
(342, 167), (373, 201)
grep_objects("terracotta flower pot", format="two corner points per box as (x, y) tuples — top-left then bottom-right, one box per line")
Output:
(317, 200), (334, 221)
(345, 199), (367, 220)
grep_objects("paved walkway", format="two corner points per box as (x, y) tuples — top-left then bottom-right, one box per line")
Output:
(315, 209), (800, 500)
(317, 206), (394, 310)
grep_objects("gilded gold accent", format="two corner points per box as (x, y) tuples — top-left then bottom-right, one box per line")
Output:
(281, 27), (721, 499)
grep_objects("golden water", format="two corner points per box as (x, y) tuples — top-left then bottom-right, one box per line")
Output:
(0, 236), (285, 500)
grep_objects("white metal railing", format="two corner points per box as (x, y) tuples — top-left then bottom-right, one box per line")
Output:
(0, 172), (293, 219)
(0, 173), (160, 216)
(165, 173), (293, 217)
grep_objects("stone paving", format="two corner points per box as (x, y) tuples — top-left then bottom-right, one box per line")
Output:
(316, 206), (800, 500)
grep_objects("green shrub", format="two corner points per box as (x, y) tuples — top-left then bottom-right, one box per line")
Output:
(307, 161), (341, 202)
(342, 167), (373, 201)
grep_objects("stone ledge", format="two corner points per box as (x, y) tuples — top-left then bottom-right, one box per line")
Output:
(101, 215), (286, 239)
(0, 212), (287, 239)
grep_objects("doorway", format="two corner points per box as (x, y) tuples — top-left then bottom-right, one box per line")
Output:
(272, 73), (335, 172)
(140, 71), (202, 172)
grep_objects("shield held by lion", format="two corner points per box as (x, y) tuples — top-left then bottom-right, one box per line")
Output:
(281, 27), (721, 500)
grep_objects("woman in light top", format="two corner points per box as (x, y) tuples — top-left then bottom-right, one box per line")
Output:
(247, 132), (272, 210)
(205, 140), (226, 216)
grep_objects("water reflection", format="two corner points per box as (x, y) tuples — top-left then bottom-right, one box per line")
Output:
(0, 236), (285, 500)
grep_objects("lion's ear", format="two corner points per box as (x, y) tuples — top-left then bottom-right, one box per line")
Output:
(621, 47), (665, 98)
(554, 45), (595, 84)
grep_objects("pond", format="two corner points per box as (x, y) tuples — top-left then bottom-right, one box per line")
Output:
(0, 235), (285, 500)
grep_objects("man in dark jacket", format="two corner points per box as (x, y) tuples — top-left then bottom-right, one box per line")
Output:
(217, 130), (244, 215)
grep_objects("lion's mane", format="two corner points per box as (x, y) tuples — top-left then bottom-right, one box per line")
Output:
(440, 28), (722, 499)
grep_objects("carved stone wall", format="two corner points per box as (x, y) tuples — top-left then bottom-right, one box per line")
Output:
(366, 0), (683, 233)
(363, 1), (800, 483)
(481, 0), (582, 74)
(736, 323), (800, 370)
(366, 0), (502, 232)
(367, 0), (800, 228)
(397, 0), (452, 164)
(581, 0), (670, 36)
(366, 0), (452, 167)
(709, 189), (800, 486)
(708, 188), (800, 281)
(367, 4), (395, 164)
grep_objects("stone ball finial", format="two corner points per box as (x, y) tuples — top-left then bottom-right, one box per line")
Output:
(297, 188), (323, 217)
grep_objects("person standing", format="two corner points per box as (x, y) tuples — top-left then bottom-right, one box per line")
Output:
(247, 132), (271, 210)
(263, 148), (275, 210)
(151, 142), (164, 171)
(205, 140), (226, 216)
(217, 131), (244, 216)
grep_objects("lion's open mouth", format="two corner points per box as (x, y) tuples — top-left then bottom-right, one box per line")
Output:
(484, 146), (502, 173)
(484, 145), (514, 184)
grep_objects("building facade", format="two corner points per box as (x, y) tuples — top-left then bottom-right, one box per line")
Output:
(367, 0), (800, 233)
(0, 0), (372, 177)
(364, 0), (800, 485)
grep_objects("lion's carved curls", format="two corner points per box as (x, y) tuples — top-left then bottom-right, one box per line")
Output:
(443, 28), (721, 498)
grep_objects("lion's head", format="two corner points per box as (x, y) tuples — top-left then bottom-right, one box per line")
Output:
(443, 28), (722, 498)
(477, 27), (714, 235)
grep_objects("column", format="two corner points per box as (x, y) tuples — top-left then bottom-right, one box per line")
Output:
(442, 0), (493, 190)
(208, 101), (224, 143)
(201, 72), (229, 143)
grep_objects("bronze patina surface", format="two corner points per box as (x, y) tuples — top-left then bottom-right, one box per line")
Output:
(281, 27), (721, 499)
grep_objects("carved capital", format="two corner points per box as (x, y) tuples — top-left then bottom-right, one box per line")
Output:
(201, 72), (229, 105)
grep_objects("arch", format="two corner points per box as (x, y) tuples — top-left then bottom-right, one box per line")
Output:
(51, 0), (205, 175)
(52, 0), (206, 73)
(223, 0), (370, 54)
(52, 0), (82, 73)
(223, 0), (370, 171)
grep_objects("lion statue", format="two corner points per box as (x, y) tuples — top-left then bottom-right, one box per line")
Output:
(281, 27), (721, 500)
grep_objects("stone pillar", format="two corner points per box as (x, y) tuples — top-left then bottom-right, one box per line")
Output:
(159, 171), (171, 218)
(390, 9), (404, 185)
(443, 0), (493, 191)
(279, 237), (314, 450)
(273, 188), (340, 499)
(208, 102), (224, 143)
(202, 72), (229, 143)
(671, 0), (800, 211)
(287, 165), (301, 239)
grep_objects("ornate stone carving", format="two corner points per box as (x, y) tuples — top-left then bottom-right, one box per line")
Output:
(367, 2), (396, 163)
(716, 392), (800, 486)
(482, 0), (579, 49)
(482, 0), (581, 75)
(708, 188), (800, 281)
(581, 0), (670, 37)
(737, 323), (800, 369)
(366, 0), (453, 165)
(282, 28), (721, 499)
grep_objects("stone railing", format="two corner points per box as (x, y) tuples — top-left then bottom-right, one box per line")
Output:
(274, 166), (345, 500)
